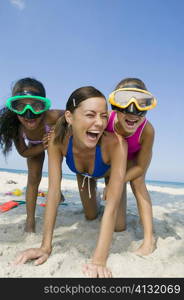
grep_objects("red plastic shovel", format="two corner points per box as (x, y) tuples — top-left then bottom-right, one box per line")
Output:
(0, 200), (25, 212)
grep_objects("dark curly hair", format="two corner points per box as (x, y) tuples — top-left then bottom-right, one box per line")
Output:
(0, 77), (46, 156)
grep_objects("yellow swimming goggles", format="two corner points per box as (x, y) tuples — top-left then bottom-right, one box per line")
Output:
(108, 88), (157, 111)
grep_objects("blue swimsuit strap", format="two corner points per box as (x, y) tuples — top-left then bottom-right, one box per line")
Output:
(66, 136), (78, 174)
(93, 144), (109, 177)
(66, 136), (97, 176)
(66, 136), (110, 178)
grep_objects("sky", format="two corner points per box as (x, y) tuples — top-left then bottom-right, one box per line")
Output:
(0, 0), (183, 183)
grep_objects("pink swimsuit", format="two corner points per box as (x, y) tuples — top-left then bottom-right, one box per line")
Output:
(106, 111), (147, 160)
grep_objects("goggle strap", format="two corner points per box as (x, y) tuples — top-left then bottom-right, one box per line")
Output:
(15, 91), (43, 97)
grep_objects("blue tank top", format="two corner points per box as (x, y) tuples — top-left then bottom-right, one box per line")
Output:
(65, 136), (110, 178)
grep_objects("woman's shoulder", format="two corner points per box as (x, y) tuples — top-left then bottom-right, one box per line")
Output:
(101, 132), (127, 164)
(51, 130), (70, 154)
(102, 131), (116, 141)
(102, 131), (127, 148)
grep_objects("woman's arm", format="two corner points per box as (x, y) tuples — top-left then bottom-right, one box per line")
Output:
(125, 122), (155, 182)
(91, 134), (127, 267)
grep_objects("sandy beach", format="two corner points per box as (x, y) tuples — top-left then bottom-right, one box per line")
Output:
(0, 170), (184, 278)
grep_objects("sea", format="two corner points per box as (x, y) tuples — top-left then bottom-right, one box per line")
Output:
(0, 167), (184, 195)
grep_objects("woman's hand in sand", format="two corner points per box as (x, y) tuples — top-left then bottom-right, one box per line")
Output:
(82, 262), (112, 278)
(13, 248), (51, 266)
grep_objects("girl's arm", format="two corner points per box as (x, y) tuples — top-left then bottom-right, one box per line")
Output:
(14, 138), (45, 158)
(40, 135), (63, 252)
(125, 122), (155, 182)
(14, 134), (63, 265)
(14, 128), (54, 158)
(91, 134), (127, 267)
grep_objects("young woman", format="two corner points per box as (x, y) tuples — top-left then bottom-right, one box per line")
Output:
(0, 77), (64, 232)
(14, 86), (127, 278)
(105, 77), (157, 255)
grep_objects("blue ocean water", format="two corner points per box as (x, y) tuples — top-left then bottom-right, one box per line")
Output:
(0, 167), (183, 189)
(146, 179), (184, 189)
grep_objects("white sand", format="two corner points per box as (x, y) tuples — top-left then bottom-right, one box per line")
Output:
(0, 171), (184, 278)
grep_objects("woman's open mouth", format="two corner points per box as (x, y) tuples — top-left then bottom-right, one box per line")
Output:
(86, 130), (101, 141)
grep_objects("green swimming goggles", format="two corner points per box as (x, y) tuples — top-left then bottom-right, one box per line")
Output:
(6, 91), (51, 115)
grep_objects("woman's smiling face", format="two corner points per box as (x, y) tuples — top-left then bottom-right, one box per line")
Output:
(66, 97), (108, 149)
